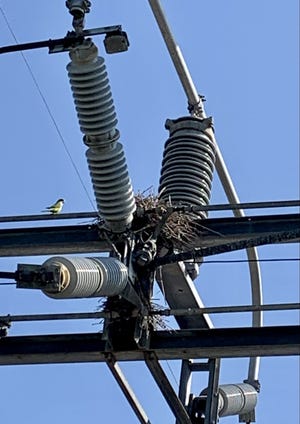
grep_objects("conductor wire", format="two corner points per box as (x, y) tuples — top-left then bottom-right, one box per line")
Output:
(0, 6), (96, 211)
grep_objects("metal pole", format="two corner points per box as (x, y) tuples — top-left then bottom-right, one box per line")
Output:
(147, 0), (263, 383)
(204, 359), (221, 424)
(176, 360), (192, 424)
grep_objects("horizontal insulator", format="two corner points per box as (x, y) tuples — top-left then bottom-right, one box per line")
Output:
(42, 256), (128, 299)
(67, 56), (118, 141)
(86, 142), (136, 232)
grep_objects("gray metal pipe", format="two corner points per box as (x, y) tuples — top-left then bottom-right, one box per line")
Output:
(148, 0), (263, 384)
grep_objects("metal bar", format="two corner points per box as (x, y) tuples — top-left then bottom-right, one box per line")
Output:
(0, 224), (111, 257)
(0, 303), (299, 325)
(0, 26), (122, 55)
(154, 229), (300, 267)
(168, 199), (300, 213)
(0, 326), (299, 365)
(189, 361), (210, 372)
(158, 262), (213, 330)
(192, 213), (300, 245)
(0, 271), (16, 279)
(148, 0), (204, 114)
(204, 359), (221, 424)
(105, 354), (152, 424)
(144, 352), (192, 424)
(0, 212), (99, 223)
(177, 360), (192, 424)
(0, 38), (61, 54)
(157, 303), (300, 316)
(0, 200), (299, 223)
(0, 214), (298, 257)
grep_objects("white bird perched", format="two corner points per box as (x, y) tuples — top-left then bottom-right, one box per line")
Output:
(42, 198), (65, 214)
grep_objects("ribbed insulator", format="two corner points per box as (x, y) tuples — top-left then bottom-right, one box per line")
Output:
(67, 44), (118, 144)
(86, 142), (136, 232)
(218, 384), (258, 417)
(41, 256), (128, 299)
(200, 383), (257, 417)
(67, 41), (136, 231)
(158, 117), (216, 219)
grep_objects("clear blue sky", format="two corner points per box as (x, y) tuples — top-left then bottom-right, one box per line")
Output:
(0, 1), (299, 423)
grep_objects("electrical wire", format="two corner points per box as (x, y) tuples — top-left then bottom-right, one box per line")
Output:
(0, 6), (96, 212)
(165, 361), (179, 388)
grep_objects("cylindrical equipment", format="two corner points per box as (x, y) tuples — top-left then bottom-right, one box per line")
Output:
(158, 116), (216, 219)
(67, 39), (136, 232)
(86, 143), (136, 232)
(41, 256), (128, 299)
(200, 383), (258, 418)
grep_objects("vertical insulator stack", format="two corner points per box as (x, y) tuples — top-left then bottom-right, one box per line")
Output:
(158, 116), (216, 219)
(67, 39), (136, 232)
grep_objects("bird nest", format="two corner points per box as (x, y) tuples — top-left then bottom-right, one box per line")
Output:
(134, 188), (205, 251)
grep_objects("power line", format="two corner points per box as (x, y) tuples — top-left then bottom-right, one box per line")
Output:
(0, 6), (96, 212)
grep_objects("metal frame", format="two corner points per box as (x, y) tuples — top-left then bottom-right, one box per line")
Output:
(0, 213), (298, 257)
(1, 326), (299, 365)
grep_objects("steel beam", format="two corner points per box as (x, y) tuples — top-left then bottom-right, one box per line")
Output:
(105, 354), (152, 424)
(191, 213), (300, 248)
(204, 359), (221, 424)
(144, 352), (192, 424)
(0, 214), (298, 257)
(158, 262), (213, 329)
(0, 224), (110, 257)
(0, 326), (299, 365)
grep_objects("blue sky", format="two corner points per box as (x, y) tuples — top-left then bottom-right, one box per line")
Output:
(0, 1), (299, 423)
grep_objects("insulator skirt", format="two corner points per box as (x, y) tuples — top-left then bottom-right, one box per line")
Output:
(158, 117), (216, 219)
(86, 142), (136, 232)
(217, 384), (258, 417)
(67, 42), (136, 231)
(67, 56), (118, 142)
(200, 383), (257, 417)
(42, 256), (128, 299)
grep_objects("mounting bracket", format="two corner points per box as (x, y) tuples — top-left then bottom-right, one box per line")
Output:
(0, 25), (129, 55)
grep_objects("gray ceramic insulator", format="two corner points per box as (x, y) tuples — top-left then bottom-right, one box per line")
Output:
(42, 256), (128, 299)
(86, 143), (136, 231)
(158, 116), (216, 219)
(218, 383), (258, 417)
(200, 383), (258, 417)
(67, 41), (136, 232)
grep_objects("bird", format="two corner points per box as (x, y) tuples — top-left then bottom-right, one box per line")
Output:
(42, 198), (65, 214)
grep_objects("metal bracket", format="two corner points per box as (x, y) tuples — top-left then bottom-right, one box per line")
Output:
(0, 25), (129, 55)
(16, 263), (61, 292)
(0, 318), (11, 338)
(184, 359), (220, 424)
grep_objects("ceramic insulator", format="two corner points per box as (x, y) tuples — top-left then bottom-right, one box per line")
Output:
(42, 256), (128, 299)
